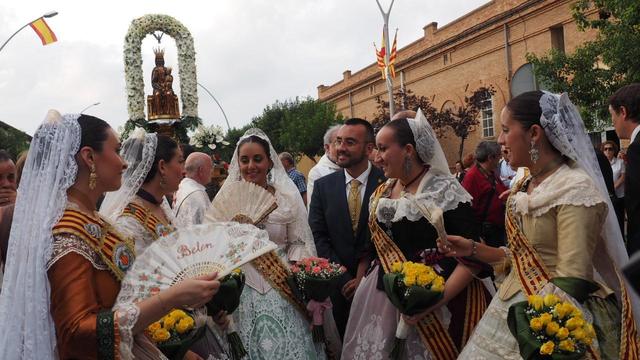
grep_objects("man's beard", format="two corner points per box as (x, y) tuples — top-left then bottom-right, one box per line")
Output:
(337, 149), (366, 169)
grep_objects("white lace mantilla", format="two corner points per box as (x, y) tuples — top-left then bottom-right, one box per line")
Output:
(511, 164), (605, 218)
(376, 173), (471, 223)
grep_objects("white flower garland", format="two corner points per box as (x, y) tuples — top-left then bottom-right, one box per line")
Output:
(189, 124), (229, 150)
(124, 14), (198, 121)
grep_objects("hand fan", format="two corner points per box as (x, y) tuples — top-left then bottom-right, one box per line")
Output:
(206, 181), (277, 224)
(115, 222), (277, 305)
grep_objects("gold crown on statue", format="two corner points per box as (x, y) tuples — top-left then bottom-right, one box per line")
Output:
(154, 47), (165, 59)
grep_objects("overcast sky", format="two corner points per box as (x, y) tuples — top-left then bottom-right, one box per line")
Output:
(1, 0), (488, 135)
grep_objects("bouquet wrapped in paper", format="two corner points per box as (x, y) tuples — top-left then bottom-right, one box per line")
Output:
(288, 256), (347, 342)
(146, 309), (207, 360)
(383, 261), (445, 360)
(206, 268), (247, 360)
(508, 293), (596, 359)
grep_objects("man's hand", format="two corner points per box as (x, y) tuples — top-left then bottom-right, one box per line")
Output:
(0, 188), (16, 206)
(341, 278), (360, 300)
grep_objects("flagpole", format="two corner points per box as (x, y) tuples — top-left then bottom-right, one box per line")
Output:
(376, 0), (395, 118)
(0, 11), (58, 55)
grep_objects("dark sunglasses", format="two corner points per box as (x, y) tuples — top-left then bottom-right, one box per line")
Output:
(604, 147), (614, 151)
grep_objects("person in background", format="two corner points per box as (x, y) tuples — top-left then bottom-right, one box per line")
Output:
(279, 152), (307, 206)
(173, 152), (213, 227)
(462, 141), (508, 247)
(306, 125), (341, 208)
(454, 160), (466, 183)
(498, 145), (516, 188)
(0, 150), (16, 207)
(609, 83), (640, 254)
(602, 140), (626, 234)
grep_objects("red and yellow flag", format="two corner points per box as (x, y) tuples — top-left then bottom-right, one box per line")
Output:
(375, 30), (387, 79)
(389, 29), (398, 79)
(29, 18), (57, 46)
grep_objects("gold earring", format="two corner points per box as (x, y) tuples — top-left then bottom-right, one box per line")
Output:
(89, 165), (98, 190)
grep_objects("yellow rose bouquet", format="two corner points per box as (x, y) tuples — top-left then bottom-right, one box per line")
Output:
(383, 261), (445, 360)
(146, 309), (206, 360)
(508, 293), (596, 359)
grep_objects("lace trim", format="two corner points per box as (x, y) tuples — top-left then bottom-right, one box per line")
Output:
(511, 165), (605, 217)
(46, 234), (109, 271)
(114, 303), (140, 360)
(375, 174), (471, 223)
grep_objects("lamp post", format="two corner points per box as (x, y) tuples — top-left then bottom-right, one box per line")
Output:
(80, 102), (100, 114)
(375, 0), (395, 118)
(197, 82), (231, 131)
(0, 11), (58, 54)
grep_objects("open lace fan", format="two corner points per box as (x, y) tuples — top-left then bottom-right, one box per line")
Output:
(207, 181), (278, 224)
(115, 222), (277, 305)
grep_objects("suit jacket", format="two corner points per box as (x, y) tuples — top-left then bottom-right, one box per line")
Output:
(626, 134), (640, 255)
(308, 165), (385, 288)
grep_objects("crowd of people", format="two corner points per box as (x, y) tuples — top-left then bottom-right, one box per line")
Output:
(0, 85), (638, 360)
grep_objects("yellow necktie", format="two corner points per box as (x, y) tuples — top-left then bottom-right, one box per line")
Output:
(348, 179), (361, 233)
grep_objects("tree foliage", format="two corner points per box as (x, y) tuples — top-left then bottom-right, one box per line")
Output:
(527, 0), (640, 130)
(0, 122), (31, 159)
(221, 97), (343, 162)
(372, 86), (494, 162)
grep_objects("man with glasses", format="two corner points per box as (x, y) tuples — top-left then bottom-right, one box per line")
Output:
(498, 145), (516, 188)
(308, 118), (385, 338)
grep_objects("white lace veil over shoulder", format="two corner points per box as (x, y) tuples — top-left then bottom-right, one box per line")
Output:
(406, 108), (472, 211)
(213, 128), (316, 256)
(99, 128), (157, 222)
(538, 91), (640, 327)
(0, 111), (81, 359)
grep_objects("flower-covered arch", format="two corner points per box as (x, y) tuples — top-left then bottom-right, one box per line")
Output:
(124, 14), (198, 122)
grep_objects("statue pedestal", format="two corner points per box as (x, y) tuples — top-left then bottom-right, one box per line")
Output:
(147, 119), (179, 139)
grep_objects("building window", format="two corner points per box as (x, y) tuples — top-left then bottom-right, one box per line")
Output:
(481, 94), (494, 138)
(443, 53), (449, 65)
(550, 26), (565, 53)
(369, 84), (375, 95)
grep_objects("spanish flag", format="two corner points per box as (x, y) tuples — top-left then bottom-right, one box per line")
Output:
(29, 18), (57, 46)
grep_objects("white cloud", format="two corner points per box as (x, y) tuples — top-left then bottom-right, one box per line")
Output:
(0, 0), (488, 135)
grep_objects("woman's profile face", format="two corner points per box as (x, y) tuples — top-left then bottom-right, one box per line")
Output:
(161, 147), (185, 195)
(93, 128), (127, 192)
(238, 141), (271, 187)
(497, 107), (531, 168)
(375, 126), (407, 179)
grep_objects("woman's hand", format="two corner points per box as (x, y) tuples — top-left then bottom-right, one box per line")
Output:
(167, 272), (220, 309)
(401, 300), (445, 326)
(213, 310), (230, 330)
(183, 350), (204, 360)
(437, 235), (473, 257)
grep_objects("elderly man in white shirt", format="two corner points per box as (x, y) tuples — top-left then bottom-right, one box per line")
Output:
(306, 124), (341, 208)
(173, 152), (213, 227)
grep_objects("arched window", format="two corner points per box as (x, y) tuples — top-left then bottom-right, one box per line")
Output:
(511, 63), (540, 97)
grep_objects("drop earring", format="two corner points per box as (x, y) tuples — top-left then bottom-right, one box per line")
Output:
(529, 140), (539, 164)
(88, 165), (97, 190)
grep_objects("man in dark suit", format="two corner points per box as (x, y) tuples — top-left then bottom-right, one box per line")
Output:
(609, 83), (640, 255)
(308, 118), (385, 338)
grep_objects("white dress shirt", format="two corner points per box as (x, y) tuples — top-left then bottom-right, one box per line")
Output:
(344, 161), (372, 203)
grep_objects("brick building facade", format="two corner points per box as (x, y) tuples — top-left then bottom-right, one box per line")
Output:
(317, 0), (597, 167)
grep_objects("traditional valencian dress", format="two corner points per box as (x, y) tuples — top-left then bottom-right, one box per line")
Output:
(341, 172), (491, 360)
(47, 202), (141, 359)
(115, 198), (175, 255)
(459, 164), (640, 359)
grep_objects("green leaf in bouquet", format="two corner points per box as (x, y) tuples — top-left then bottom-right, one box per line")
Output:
(158, 325), (207, 360)
(507, 301), (585, 360)
(207, 273), (245, 315)
(383, 273), (443, 316)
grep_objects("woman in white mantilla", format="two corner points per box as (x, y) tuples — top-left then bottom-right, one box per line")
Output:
(0, 112), (219, 360)
(441, 91), (640, 359)
(341, 109), (491, 359)
(206, 128), (338, 360)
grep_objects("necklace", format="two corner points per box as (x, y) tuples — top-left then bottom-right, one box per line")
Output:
(67, 187), (97, 213)
(530, 157), (564, 181)
(137, 188), (162, 205)
(400, 166), (428, 195)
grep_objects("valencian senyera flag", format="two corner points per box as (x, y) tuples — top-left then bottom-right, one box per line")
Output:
(374, 28), (398, 80)
(29, 18), (57, 45)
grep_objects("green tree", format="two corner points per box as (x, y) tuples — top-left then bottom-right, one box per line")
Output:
(430, 86), (495, 162)
(527, 0), (640, 130)
(222, 97), (343, 163)
(0, 122), (31, 159)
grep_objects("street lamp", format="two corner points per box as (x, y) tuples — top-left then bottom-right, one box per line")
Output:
(197, 82), (231, 131)
(80, 102), (101, 114)
(0, 11), (59, 54)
